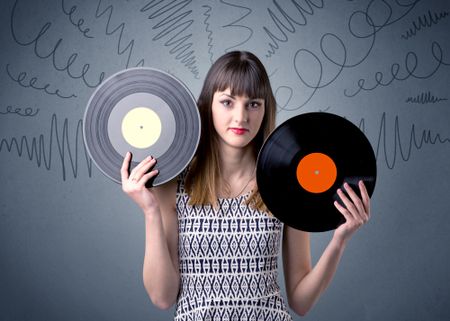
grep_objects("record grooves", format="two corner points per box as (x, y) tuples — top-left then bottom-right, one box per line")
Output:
(256, 112), (377, 232)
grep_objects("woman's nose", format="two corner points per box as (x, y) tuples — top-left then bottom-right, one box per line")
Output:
(234, 103), (248, 123)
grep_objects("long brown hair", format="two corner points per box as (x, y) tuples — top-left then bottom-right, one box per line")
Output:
(185, 51), (276, 210)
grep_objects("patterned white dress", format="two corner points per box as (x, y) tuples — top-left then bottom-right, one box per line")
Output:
(174, 173), (293, 321)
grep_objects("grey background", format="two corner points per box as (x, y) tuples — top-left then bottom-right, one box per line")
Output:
(1, 0), (449, 320)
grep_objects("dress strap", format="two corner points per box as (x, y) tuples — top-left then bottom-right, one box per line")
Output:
(177, 167), (189, 195)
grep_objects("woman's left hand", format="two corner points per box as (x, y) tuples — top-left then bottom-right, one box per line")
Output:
(333, 180), (371, 245)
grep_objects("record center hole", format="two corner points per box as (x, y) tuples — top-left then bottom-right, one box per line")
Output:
(314, 170), (320, 175)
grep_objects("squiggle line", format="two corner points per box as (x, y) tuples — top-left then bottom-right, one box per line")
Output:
(405, 91), (448, 104)
(263, 0), (324, 58)
(202, 4), (214, 64)
(344, 41), (449, 98)
(10, 0), (105, 89)
(6, 63), (77, 99)
(358, 113), (450, 170)
(0, 105), (39, 117)
(140, 0), (200, 78)
(278, 0), (420, 110)
(61, 0), (94, 39)
(0, 114), (93, 181)
(219, 0), (253, 52)
(401, 9), (449, 40)
(95, 0), (145, 68)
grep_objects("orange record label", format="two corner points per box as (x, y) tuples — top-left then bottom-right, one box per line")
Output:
(296, 152), (337, 193)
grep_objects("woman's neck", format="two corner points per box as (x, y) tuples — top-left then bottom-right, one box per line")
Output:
(218, 144), (256, 179)
(217, 144), (257, 198)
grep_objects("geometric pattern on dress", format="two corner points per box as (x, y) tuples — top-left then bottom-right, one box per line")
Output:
(174, 171), (293, 321)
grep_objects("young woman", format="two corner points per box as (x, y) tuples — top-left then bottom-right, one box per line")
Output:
(121, 51), (370, 320)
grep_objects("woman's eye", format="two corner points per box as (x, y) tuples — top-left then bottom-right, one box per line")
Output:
(221, 100), (232, 107)
(248, 101), (261, 109)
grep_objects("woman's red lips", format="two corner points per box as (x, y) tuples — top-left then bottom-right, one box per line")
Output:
(230, 127), (248, 135)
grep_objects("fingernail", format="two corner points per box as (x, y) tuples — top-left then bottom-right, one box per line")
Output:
(344, 182), (349, 188)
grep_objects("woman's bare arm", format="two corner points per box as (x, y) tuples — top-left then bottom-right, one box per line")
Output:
(121, 153), (180, 309)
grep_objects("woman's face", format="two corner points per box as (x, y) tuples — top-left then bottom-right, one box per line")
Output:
(211, 88), (265, 150)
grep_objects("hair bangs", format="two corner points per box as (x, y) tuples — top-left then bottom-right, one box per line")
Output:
(214, 61), (266, 99)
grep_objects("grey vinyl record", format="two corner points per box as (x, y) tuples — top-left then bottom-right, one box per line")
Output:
(83, 67), (200, 186)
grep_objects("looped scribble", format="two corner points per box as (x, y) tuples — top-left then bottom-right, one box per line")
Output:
(0, 105), (39, 117)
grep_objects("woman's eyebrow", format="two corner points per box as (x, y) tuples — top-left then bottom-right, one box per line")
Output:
(220, 93), (263, 101)
(220, 93), (235, 99)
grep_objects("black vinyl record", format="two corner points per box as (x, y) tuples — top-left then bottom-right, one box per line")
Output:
(256, 112), (377, 232)
(83, 67), (200, 186)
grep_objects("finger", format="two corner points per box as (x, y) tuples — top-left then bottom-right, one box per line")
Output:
(343, 182), (365, 216)
(334, 200), (352, 223)
(120, 151), (131, 182)
(133, 158), (156, 182)
(337, 188), (358, 218)
(359, 180), (371, 219)
(140, 169), (159, 184)
(129, 156), (153, 178)
(133, 157), (157, 180)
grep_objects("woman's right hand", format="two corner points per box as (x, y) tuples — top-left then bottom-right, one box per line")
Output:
(121, 152), (160, 214)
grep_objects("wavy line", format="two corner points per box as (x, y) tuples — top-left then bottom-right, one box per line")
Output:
(358, 112), (450, 170)
(202, 4), (214, 64)
(140, 0), (200, 78)
(401, 9), (449, 40)
(5, 63), (77, 99)
(95, 0), (145, 68)
(0, 114), (93, 181)
(219, 0), (253, 52)
(262, 0), (324, 58)
(61, 0), (94, 39)
(277, 0), (420, 110)
(0, 105), (39, 117)
(344, 41), (449, 98)
(10, 0), (105, 88)
(405, 91), (448, 104)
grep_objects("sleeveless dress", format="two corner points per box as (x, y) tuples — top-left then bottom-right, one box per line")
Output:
(174, 173), (293, 321)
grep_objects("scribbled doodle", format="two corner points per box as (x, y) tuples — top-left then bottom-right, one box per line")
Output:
(275, 0), (420, 110)
(262, 0), (324, 58)
(61, 0), (94, 39)
(0, 105), (39, 117)
(220, 0), (253, 52)
(405, 91), (448, 104)
(401, 9), (449, 40)
(344, 41), (449, 98)
(274, 85), (294, 112)
(202, 4), (214, 64)
(94, 0), (145, 68)
(140, 0), (200, 78)
(0, 114), (93, 181)
(5, 63), (77, 99)
(365, 112), (450, 170)
(10, 0), (105, 88)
